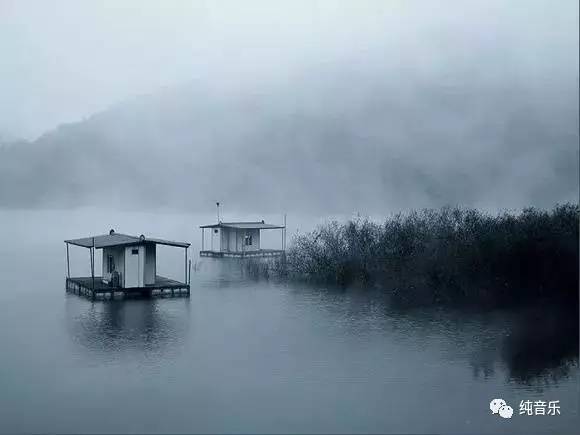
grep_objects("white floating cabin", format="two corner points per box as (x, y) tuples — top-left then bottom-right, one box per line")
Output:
(199, 220), (286, 258)
(64, 229), (191, 299)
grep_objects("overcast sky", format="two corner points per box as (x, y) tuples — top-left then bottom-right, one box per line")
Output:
(0, 0), (578, 140)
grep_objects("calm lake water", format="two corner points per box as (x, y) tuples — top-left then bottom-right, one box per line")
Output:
(0, 209), (578, 434)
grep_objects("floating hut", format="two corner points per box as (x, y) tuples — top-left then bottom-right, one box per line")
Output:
(199, 210), (286, 258)
(65, 229), (191, 299)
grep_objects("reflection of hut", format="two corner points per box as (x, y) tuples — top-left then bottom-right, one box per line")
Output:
(65, 229), (191, 299)
(199, 221), (286, 258)
(66, 298), (189, 356)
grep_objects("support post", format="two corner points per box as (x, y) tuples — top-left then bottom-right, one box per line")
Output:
(188, 259), (192, 285)
(91, 237), (95, 290)
(201, 228), (204, 251)
(185, 247), (188, 284)
(284, 214), (287, 251)
(66, 242), (70, 278)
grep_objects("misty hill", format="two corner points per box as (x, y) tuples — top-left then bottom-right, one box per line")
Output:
(1, 67), (578, 214)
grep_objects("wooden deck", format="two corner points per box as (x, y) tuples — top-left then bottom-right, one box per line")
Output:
(66, 275), (190, 300)
(200, 249), (285, 258)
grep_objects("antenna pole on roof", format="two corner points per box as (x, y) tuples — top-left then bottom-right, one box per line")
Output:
(216, 202), (220, 223)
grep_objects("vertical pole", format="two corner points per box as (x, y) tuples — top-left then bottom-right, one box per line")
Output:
(188, 259), (192, 285)
(66, 243), (70, 278)
(284, 214), (287, 251)
(216, 201), (220, 223)
(91, 237), (95, 290)
(185, 247), (188, 284)
(201, 228), (204, 251)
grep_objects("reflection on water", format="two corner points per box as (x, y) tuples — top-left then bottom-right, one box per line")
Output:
(194, 257), (269, 288)
(66, 297), (190, 359)
(55, 261), (578, 434)
(466, 305), (579, 387)
(500, 305), (579, 385)
(286, 282), (579, 388)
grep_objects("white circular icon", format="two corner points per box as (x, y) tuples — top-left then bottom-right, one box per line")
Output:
(499, 405), (513, 419)
(490, 398), (506, 414)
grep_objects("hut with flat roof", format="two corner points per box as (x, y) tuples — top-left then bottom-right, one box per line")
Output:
(65, 229), (191, 299)
(199, 220), (286, 258)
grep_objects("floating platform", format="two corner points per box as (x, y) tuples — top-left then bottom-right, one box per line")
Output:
(66, 275), (190, 300)
(199, 249), (285, 258)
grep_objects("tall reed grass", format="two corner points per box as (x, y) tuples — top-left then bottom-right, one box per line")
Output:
(284, 204), (578, 307)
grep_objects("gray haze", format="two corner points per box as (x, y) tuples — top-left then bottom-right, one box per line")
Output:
(0, 0), (578, 214)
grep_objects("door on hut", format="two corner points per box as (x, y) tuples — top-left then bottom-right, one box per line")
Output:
(125, 247), (140, 287)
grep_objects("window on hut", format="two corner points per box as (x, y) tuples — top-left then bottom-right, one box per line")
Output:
(245, 235), (252, 246)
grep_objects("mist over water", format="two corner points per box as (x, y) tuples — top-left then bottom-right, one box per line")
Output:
(0, 209), (578, 433)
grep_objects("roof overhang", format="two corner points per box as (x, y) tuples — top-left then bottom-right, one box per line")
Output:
(199, 222), (285, 230)
(65, 232), (190, 249)
(144, 237), (190, 248)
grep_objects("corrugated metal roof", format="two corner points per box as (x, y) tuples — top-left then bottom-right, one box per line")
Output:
(65, 232), (190, 248)
(199, 221), (285, 230)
